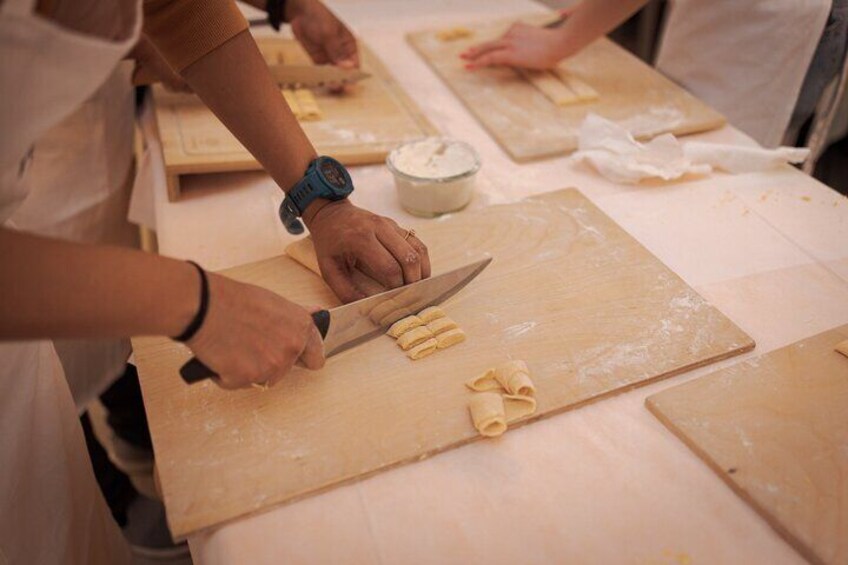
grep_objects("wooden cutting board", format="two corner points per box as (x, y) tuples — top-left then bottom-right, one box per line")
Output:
(647, 325), (848, 565)
(132, 188), (753, 538)
(407, 14), (725, 162)
(152, 38), (436, 200)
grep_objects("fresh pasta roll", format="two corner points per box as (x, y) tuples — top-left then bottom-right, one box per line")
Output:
(494, 360), (535, 396)
(468, 392), (507, 437)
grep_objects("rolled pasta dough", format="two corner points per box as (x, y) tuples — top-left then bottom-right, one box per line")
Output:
(407, 338), (438, 360)
(465, 368), (500, 392)
(397, 326), (434, 350)
(495, 360), (535, 396)
(503, 394), (536, 422)
(435, 328), (466, 349)
(427, 317), (458, 335)
(468, 392), (507, 437)
(387, 315), (424, 338)
(418, 307), (447, 323)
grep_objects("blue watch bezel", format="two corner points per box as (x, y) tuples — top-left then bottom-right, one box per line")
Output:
(279, 156), (354, 234)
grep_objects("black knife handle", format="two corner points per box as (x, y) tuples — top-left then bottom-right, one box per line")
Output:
(179, 310), (331, 385)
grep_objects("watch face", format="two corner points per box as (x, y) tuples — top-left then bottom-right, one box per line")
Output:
(318, 158), (349, 191)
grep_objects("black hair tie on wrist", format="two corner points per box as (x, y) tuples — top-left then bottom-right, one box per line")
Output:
(267, 0), (287, 31)
(174, 261), (209, 343)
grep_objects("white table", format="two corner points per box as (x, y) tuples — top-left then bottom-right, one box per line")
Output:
(137, 2), (848, 563)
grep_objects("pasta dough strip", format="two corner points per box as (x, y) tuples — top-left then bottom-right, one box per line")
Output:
(387, 315), (424, 338)
(468, 392), (507, 437)
(427, 317), (458, 335)
(465, 369), (501, 392)
(396, 326), (434, 350)
(294, 88), (323, 121)
(417, 307), (446, 324)
(435, 328), (466, 349)
(519, 69), (597, 106)
(494, 360), (535, 397)
(407, 338), (438, 360)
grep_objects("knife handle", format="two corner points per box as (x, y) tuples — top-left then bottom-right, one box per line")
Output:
(179, 310), (331, 385)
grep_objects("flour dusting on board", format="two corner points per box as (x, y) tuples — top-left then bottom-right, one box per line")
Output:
(503, 321), (537, 340)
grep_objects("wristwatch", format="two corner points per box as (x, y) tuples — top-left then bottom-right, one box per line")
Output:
(279, 156), (354, 234)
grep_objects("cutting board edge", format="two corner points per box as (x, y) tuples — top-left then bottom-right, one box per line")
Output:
(644, 396), (821, 565)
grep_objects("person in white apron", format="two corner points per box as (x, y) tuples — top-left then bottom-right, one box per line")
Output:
(461, 0), (832, 148)
(0, 0), (140, 562)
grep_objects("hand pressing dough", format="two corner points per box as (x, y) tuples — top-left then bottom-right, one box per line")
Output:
(468, 392), (507, 437)
(495, 360), (535, 397)
(387, 315), (424, 338)
(519, 69), (598, 106)
(417, 306), (446, 323)
(503, 394), (536, 423)
(836, 339), (848, 358)
(407, 338), (438, 360)
(427, 317), (459, 335)
(435, 328), (466, 349)
(437, 27), (473, 41)
(397, 326), (435, 350)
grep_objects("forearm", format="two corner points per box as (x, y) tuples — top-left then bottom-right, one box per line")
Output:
(0, 228), (198, 340)
(181, 30), (316, 194)
(556, 0), (650, 57)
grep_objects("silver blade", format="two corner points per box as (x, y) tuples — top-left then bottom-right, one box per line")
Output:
(269, 65), (371, 89)
(322, 257), (492, 357)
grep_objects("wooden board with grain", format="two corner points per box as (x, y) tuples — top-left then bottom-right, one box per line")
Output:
(132, 188), (753, 538)
(407, 14), (725, 162)
(646, 325), (848, 565)
(152, 38), (436, 200)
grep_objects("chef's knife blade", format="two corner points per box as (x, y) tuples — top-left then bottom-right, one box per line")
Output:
(179, 257), (492, 384)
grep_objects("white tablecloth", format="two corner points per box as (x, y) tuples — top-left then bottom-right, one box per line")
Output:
(136, 2), (848, 563)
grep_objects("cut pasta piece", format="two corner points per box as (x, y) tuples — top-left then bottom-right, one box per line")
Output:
(468, 392), (507, 437)
(551, 68), (599, 102)
(387, 315), (424, 338)
(494, 360), (535, 396)
(519, 68), (598, 106)
(437, 26), (473, 41)
(836, 339), (848, 358)
(396, 326), (435, 350)
(435, 328), (466, 349)
(503, 394), (537, 423)
(465, 368), (501, 392)
(427, 317), (459, 336)
(294, 88), (323, 121)
(417, 306), (446, 323)
(407, 338), (438, 360)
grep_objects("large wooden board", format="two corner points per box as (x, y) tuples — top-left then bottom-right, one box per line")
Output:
(647, 325), (848, 565)
(132, 189), (753, 538)
(152, 38), (436, 200)
(407, 14), (725, 162)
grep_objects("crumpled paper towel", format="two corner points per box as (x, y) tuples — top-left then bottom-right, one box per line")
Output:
(570, 114), (809, 184)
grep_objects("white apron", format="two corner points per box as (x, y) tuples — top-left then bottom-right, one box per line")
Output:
(656, 0), (832, 147)
(0, 0), (140, 562)
(10, 64), (138, 411)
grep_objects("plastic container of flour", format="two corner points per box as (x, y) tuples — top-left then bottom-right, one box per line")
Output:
(386, 137), (481, 217)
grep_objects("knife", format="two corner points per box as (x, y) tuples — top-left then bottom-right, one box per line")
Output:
(179, 257), (492, 384)
(133, 64), (371, 90)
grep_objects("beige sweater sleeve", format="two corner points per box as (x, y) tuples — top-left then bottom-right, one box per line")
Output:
(143, 0), (249, 72)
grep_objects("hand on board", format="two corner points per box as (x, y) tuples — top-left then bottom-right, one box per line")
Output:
(288, 0), (359, 69)
(460, 22), (569, 71)
(186, 273), (324, 389)
(305, 200), (431, 303)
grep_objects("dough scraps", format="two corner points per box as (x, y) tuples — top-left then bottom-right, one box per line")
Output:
(418, 306), (447, 324)
(437, 27), (473, 41)
(503, 394), (537, 423)
(495, 360), (535, 396)
(387, 315), (424, 338)
(836, 339), (848, 358)
(283, 88), (323, 121)
(468, 392), (507, 437)
(427, 317), (459, 335)
(396, 326), (435, 350)
(407, 338), (438, 360)
(519, 68), (598, 106)
(435, 328), (466, 349)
